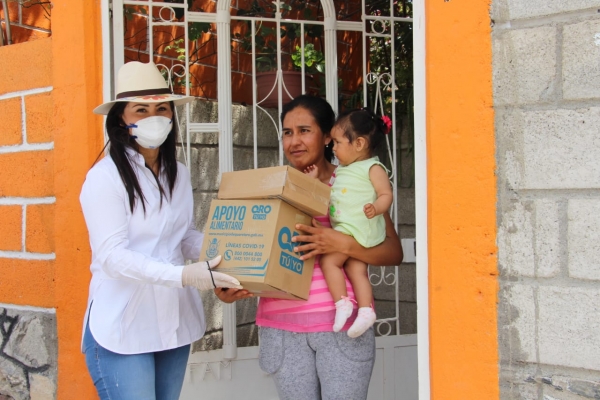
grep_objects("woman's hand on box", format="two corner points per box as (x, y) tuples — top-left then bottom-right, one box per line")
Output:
(292, 219), (352, 260)
(295, 213), (403, 266)
(214, 288), (253, 303)
(182, 255), (243, 291)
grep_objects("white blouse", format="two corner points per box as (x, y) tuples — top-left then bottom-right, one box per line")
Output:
(80, 149), (205, 354)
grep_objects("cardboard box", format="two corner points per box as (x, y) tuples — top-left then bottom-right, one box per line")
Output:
(200, 199), (315, 300)
(218, 166), (330, 217)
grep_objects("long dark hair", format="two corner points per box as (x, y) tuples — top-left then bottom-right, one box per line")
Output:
(94, 101), (179, 213)
(280, 95), (336, 162)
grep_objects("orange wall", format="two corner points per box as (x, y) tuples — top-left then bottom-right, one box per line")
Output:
(0, 38), (55, 307)
(426, 0), (498, 399)
(0, 1), (103, 398)
(52, 0), (104, 397)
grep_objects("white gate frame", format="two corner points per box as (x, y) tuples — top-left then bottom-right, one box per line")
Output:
(98, 0), (430, 397)
(412, 1), (430, 398)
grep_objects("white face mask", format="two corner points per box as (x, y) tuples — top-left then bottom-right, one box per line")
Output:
(126, 116), (172, 149)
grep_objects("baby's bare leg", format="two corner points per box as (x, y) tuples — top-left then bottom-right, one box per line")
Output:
(345, 258), (376, 338)
(322, 252), (354, 332)
(321, 252), (350, 300)
(344, 258), (372, 308)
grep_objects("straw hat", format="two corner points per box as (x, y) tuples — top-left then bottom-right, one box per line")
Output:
(93, 61), (194, 115)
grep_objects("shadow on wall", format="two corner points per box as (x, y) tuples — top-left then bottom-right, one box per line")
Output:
(0, 1), (51, 46)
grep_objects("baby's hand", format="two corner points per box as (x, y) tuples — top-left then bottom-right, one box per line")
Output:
(364, 203), (376, 219)
(303, 164), (319, 179)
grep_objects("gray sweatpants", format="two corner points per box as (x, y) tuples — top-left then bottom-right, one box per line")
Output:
(258, 327), (376, 400)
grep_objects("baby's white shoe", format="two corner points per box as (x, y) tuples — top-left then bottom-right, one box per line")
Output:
(333, 296), (354, 332)
(347, 307), (376, 338)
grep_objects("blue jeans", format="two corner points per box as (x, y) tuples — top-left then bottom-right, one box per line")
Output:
(83, 322), (190, 400)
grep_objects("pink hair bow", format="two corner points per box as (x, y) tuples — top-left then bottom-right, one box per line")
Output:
(381, 115), (392, 134)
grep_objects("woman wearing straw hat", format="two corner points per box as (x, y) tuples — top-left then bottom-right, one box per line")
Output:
(79, 61), (247, 399)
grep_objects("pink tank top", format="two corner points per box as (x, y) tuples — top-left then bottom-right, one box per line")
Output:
(255, 216), (358, 332)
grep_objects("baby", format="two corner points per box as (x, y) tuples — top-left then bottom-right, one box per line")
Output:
(305, 108), (393, 338)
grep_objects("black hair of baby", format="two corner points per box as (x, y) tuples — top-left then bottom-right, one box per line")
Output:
(334, 108), (387, 153)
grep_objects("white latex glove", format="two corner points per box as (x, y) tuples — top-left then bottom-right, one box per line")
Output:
(181, 255), (242, 291)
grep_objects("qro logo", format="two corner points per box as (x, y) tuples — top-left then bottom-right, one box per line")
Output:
(277, 226), (304, 275)
(252, 204), (272, 220)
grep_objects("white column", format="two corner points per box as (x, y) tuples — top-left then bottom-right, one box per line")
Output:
(413, 0), (430, 398)
(215, 2), (236, 360)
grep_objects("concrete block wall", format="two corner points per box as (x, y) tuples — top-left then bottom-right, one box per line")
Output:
(493, 3), (600, 399)
(179, 99), (416, 351)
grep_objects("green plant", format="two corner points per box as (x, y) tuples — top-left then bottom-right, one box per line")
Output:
(164, 38), (186, 61)
(291, 44), (325, 74)
(291, 43), (327, 96)
(234, 0), (325, 73)
(238, 25), (325, 73)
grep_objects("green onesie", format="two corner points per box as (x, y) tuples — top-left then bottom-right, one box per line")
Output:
(329, 157), (387, 248)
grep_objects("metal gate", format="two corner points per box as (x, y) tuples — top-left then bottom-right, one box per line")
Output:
(104, 0), (420, 398)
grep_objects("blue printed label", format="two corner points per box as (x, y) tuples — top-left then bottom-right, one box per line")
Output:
(209, 205), (246, 230)
(206, 238), (220, 258)
(251, 204), (272, 220)
(277, 226), (304, 275)
(218, 259), (269, 277)
(279, 252), (304, 274)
